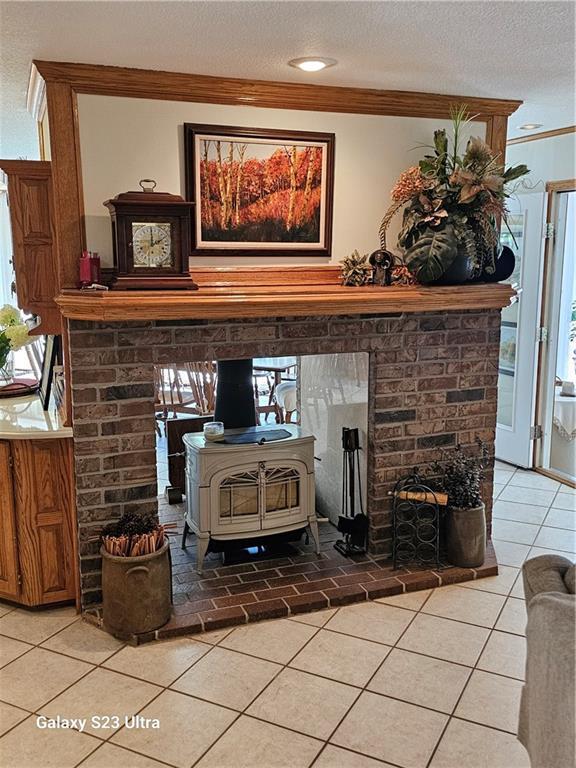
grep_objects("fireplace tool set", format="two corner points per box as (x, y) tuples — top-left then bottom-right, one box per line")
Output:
(335, 427), (368, 557)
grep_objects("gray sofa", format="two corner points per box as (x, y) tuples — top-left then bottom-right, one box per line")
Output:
(518, 554), (576, 768)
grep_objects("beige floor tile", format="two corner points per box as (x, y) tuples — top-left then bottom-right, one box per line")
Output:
(41, 667), (161, 738)
(544, 507), (576, 530)
(495, 597), (527, 636)
(494, 469), (514, 485)
(492, 483), (505, 499)
(397, 613), (489, 666)
(290, 628), (391, 687)
(477, 631), (526, 680)
(456, 669), (523, 733)
(0, 603), (15, 619)
(528, 546), (575, 561)
(498, 486), (555, 507)
(509, 471), (560, 491)
(492, 519), (540, 546)
(81, 743), (169, 768)
(314, 745), (396, 768)
(324, 601), (414, 645)
(332, 691), (447, 768)
(0, 647), (92, 711)
(556, 486), (576, 498)
(104, 636), (209, 686)
(376, 589), (432, 611)
(422, 586), (505, 628)
(493, 500), (547, 526)
(492, 540), (530, 567)
(220, 618), (317, 664)
(288, 608), (337, 627)
(460, 565), (519, 596)
(41, 619), (124, 664)
(430, 717), (530, 768)
(510, 572), (526, 599)
(552, 492), (576, 511)
(196, 627), (235, 645)
(368, 648), (471, 714)
(0, 606), (78, 644)
(172, 646), (281, 710)
(196, 715), (322, 768)
(0, 715), (100, 768)
(533, 525), (576, 552)
(0, 701), (28, 737)
(247, 667), (358, 740)
(0, 634), (33, 668)
(112, 689), (236, 768)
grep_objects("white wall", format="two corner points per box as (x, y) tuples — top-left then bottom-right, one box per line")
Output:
(77, 94), (484, 267)
(507, 132), (576, 193)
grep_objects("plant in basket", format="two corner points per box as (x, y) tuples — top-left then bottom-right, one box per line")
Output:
(379, 106), (529, 285)
(100, 510), (172, 636)
(428, 438), (490, 568)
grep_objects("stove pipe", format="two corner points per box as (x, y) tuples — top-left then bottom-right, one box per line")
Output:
(213, 359), (258, 429)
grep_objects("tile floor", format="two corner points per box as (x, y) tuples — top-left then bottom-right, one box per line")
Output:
(0, 463), (573, 768)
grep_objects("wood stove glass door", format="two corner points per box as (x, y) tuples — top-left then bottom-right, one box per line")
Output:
(261, 462), (308, 530)
(213, 465), (261, 534)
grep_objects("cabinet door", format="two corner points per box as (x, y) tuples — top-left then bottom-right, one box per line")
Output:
(0, 160), (62, 334)
(0, 442), (20, 601)
(12, 439), (76, 606)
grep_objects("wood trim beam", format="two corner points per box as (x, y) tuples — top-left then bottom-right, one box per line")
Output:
(33, 60), (522, 119)
(56, 283), (516, 322)
(44, 82), (86, 289)
(508, 125), (575, 146)
(485, 115), (509, 165)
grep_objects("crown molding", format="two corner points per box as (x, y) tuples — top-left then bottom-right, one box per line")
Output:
(508, 125), (575, 145)
(32, 60), (522, 120)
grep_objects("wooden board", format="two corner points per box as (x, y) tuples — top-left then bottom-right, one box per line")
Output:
(0, 442), (20, 601)
(57, 282), (516, 322)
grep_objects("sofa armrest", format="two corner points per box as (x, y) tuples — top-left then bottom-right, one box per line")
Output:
(522, 555), (573, 604)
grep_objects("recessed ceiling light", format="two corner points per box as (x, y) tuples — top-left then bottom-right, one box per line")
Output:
(518, 123), (543, 130)
(288, 57), (337, 72)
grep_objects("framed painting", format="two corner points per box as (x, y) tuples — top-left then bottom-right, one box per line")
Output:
(184, 124), (335, 258)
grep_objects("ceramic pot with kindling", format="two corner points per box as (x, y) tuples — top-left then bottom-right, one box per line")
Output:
(101, 541), (171, 636)
(445, 503), (486, 568)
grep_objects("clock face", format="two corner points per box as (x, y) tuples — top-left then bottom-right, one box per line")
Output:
(131, 222), (173, 268)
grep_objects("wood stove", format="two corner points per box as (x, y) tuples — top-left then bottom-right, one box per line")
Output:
(182, 425), (320, 573)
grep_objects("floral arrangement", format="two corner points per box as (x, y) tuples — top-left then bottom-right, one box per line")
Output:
(380, 106), (529, 284)
(0, 304), (32, 381)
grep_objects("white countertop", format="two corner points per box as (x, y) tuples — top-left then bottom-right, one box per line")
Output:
(0, 394), (72, 439)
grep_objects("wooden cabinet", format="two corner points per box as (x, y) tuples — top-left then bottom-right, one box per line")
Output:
(0, 160), (62, 334)
(0, 438), (77, 607)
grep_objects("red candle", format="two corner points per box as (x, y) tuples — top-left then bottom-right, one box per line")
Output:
(79, 251), (91, 287)
(89, 252), (100, 284)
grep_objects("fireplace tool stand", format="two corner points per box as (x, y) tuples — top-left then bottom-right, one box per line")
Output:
(335, 427), (368, 557)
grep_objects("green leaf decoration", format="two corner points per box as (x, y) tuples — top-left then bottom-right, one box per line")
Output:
(434, 129), (448, 157)
(502, 164), (529, 183)
(404, 225), (458, 283)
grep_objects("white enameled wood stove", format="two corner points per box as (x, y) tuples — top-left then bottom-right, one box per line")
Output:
(182, 425), (320, 573)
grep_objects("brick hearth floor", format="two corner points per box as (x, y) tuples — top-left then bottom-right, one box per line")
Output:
(157, 499), (499, 642)
(0, 465), (573, 768)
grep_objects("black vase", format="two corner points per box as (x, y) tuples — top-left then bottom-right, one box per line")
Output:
(432, 248), (474, 285)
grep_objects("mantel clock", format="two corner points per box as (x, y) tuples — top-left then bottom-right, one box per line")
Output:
(104, 180), (198, 290)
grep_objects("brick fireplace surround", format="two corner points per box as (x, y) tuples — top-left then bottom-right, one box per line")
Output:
(67, 306), (502, 637)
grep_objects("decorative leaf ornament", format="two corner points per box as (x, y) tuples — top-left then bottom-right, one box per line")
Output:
(404, 226), (458, 283)
(340, 249), (372, 287)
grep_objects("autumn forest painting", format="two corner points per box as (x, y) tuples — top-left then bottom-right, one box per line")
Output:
(186, 126), (334, 254)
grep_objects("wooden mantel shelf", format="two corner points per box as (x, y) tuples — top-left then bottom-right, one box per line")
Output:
(56, 283), (515, 322)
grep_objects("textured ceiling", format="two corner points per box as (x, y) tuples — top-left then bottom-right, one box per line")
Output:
(1, 0), (575, 158)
